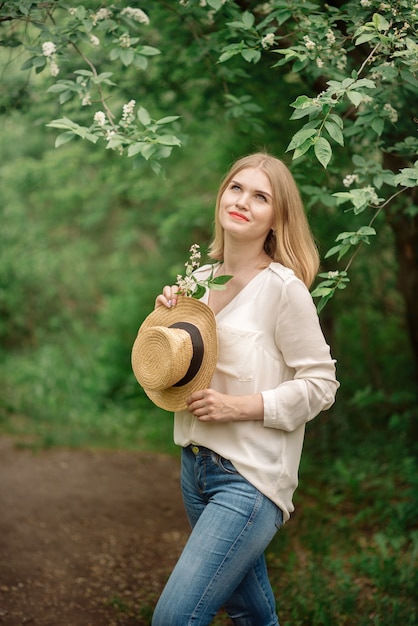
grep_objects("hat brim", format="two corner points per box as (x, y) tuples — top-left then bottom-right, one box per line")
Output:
(131, 296), (218, 412)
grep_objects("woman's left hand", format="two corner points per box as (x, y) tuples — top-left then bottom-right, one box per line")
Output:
(187, 389), (264, 422)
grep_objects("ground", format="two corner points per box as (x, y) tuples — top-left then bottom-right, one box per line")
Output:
(0, 437), (191, 626)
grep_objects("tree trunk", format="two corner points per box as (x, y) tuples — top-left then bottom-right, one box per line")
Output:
(385, 193), (418, 381)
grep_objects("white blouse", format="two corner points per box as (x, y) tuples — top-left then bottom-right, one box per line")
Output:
(174, 262), (339, 522)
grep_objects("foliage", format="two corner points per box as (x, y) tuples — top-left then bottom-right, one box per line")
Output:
(1, 1), (417, 322)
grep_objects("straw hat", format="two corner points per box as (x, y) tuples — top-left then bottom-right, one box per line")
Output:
(131, 295), (218, 411)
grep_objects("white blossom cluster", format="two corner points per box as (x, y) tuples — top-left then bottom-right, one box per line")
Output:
(343, 174), (359, 188)
(42, 41), (59, 76)
(119, 33), (132, 49)
(303, 35), (316, 51)
(92, 8), (112, 25)
(261, 33), (275, 49)
(383, 103), (398, 123)
(365, 186), (379, 205)
(121, 100), (136, 127)
(176, 244), (202, 296)
(121, 7), (150, 25)
(94, 111), (107, 126)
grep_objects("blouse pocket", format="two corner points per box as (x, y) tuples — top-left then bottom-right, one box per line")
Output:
(216, 325), (262, 382)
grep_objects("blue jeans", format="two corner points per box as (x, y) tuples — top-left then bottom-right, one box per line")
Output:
(152, 445), (283, 626)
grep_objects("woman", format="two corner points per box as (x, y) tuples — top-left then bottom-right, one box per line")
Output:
(151, 152), (339, 626)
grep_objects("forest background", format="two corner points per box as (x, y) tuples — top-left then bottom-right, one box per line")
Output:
(0, 1), (417, 624)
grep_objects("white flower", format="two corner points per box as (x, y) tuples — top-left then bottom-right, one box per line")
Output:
(326, 29), (336, 45)
(42, 41), (56, 57)
(327, 271), (339, 279)
(303, 35), (316, 51)
(49, 60), (59, 77)
(383, 103), (398, 123)
(89, 34), (100, 46)
(261, 33), (275, 49)
(360, 0), (371, 6)
(176, 244), (232, 299)
(92, 8), (112, 25)
(81, 93), (91, 106)
(119, 33), (131, 48)
(121, 7), (150, 25)
(121, 99), (136, 127)
(94, 111), (106, 126)
(343, 174), (359, 187)
(316, 58), (324, 68)
(176, 274), (198, 295)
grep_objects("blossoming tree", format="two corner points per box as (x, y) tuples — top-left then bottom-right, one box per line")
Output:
(1, 0), (417, 368)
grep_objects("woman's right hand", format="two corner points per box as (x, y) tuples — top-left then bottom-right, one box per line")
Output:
(154, 285), (179, 310)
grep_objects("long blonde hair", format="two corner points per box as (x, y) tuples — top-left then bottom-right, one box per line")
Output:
(208, 153), (320, 288)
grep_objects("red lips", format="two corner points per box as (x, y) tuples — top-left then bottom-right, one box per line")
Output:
(229, 211), (249, 222)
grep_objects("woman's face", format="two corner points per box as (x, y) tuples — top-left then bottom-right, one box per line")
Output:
(218, 167), (275, 244)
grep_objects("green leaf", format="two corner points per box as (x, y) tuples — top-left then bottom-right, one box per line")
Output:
(372, 13), (390, 32)
(314, 137), (332, 169)
(156, 116), (181, 125)
(20, 56), (36, 70)
(46, 117), (78, 130)
(137, 45), (161, 56)
(290, 95), (313, 110)
(47, 83), (74, 93)
(324, 121), (344, 146)
(325, 243), (350, 260)
(55, 132), (75, 148)
(193, 285), (207, 300)
(357, 226), (376, 236)
(59, 91), (73, 105)
(127, 142), (147, 157)
(371, 117), (384, 136)
(316, 292), (335, 313)
(347, 90), (363, 107)
(156, 134), (181, 147)
(137, 106), (151, 127)
(293, 138), (315, 160)
(242, 11), (255, 28)
(286, 127), (317, 151)
(218, 47), (242, 63)
(328, 114), (344, 129)
(120, 49), (134, 66)
(212, 275), (233, 286)
(355, 32), (377, 46)
(241, 49), (261, 63)
(207, 0), (223, 10)
(74, 69), (93, 77)
(142, 143), (157, 160)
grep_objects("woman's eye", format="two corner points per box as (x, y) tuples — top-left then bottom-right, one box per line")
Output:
(256, 194), (267, 201)
(231, 184), (241, 191)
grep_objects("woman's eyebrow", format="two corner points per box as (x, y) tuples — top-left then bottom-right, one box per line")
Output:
(231, 179), (272, 198)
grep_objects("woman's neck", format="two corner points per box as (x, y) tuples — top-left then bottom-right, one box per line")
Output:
(222, 247), (271, 276)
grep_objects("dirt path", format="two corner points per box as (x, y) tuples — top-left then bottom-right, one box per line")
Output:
(0, 437), (190, 625)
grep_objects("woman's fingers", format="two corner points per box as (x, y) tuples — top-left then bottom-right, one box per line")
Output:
(155, 285), (179, 309)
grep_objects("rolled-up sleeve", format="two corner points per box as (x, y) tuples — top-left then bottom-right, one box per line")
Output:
(262, 278), (339, 431)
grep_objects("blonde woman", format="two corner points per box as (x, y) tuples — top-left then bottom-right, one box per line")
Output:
(152, 153), (339, 626)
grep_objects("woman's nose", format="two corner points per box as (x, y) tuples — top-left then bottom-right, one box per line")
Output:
(236, 191), (249, 208)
